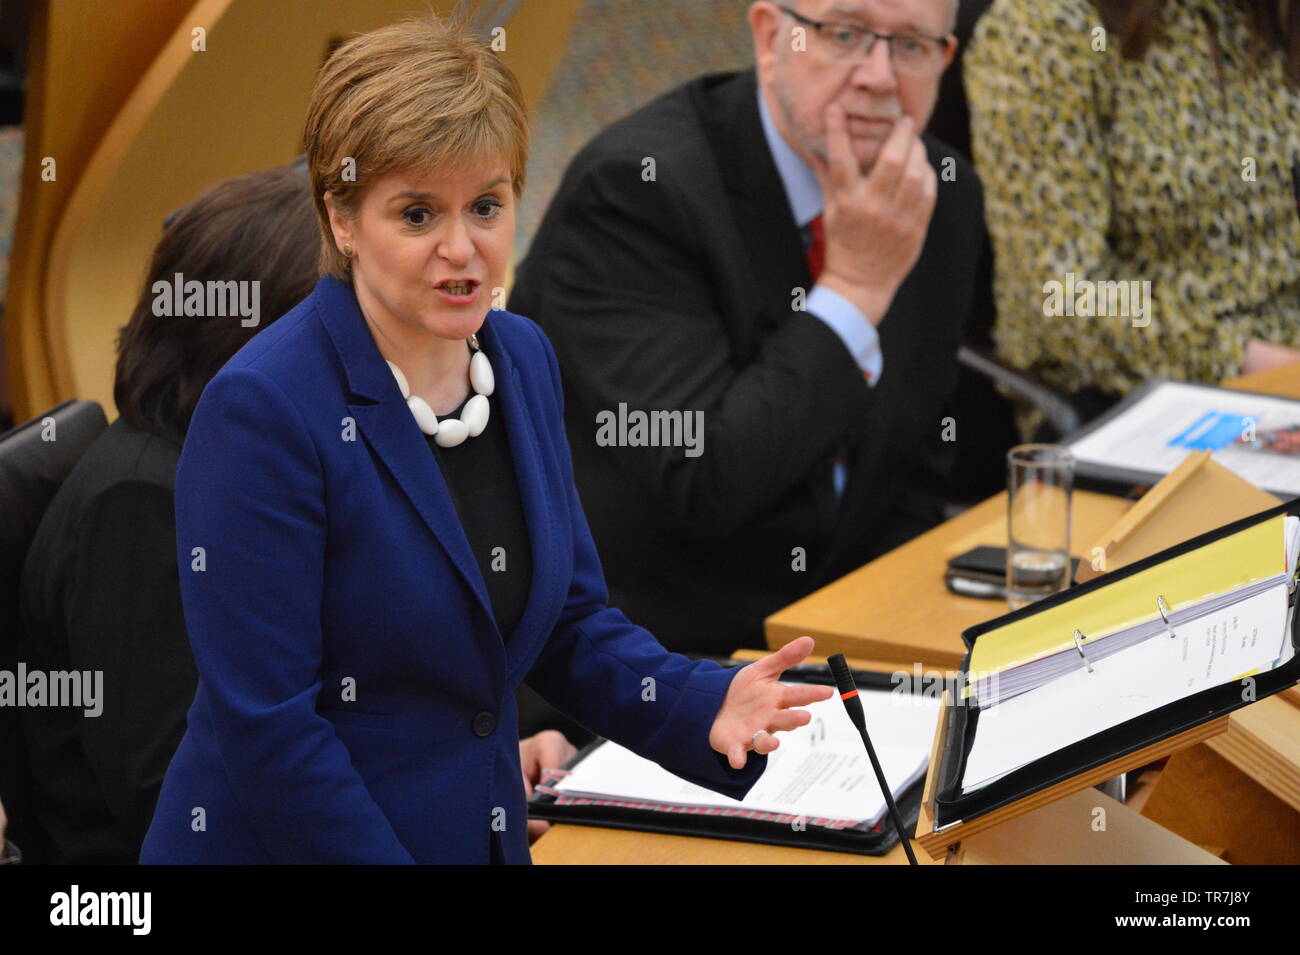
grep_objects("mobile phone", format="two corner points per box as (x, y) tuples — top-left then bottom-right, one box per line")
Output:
(945, 546), (1080, 600)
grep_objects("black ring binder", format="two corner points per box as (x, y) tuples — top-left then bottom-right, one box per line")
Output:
(934, 498), (1300, 830)
(1072, 628), (1094, 673)
(1157, 594), (1176, 639)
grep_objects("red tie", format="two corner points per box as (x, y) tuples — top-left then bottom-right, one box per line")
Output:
(808, 213), (860, 482)
(806, 214), (826, 281)
(807, 214), (873, 386)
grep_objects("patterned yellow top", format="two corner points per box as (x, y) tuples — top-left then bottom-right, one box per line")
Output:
(965, 0), (1300, 412)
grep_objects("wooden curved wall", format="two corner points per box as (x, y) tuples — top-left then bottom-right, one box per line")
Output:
(5, 0), (200, 421)
(6, 0), (580, 420)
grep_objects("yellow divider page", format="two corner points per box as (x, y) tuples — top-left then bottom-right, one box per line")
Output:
(967, 515), (1285, 682)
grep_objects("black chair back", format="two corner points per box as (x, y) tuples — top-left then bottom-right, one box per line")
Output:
(0, 399), (108, 861)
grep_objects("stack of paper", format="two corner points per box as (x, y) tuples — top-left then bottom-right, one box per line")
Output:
(969, 516), (1300, 708)
(960, 515), (1299, 794)
(547, 685), (943, 832)
(1067, 380), (1300, 497)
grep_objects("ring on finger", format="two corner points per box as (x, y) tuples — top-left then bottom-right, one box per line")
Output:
(751, 729), (768, 749)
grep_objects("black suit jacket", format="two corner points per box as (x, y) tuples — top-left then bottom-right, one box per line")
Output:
(18, 417), (194, 864)
(510, 69), (986, 655)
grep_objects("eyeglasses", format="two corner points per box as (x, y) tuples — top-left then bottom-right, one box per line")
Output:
(778, 5), (952, 76)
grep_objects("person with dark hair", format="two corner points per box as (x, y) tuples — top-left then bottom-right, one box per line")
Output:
(966, 0), (1300, 437)
(17, 164), (320, 864)
(112, 167), (321, 442)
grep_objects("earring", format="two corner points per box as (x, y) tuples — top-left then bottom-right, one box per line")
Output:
(342, 243), (353, 258)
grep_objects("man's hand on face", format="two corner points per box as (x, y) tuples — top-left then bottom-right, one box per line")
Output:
(810, 104), (937, 327)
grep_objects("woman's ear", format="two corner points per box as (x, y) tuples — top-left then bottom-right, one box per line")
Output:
(323, 191), (353, 254)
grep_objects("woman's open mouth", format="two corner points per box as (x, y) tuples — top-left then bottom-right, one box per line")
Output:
(435, 279), (480, 304)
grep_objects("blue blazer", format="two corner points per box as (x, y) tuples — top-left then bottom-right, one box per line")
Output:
(139, 275), (766, 864)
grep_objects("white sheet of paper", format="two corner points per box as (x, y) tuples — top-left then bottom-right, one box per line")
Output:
(554, 685), (942, 826)
(1068, 381), (1300, 495)
(1286, 516), (1300, 578)
(962, 584), (1292, 793)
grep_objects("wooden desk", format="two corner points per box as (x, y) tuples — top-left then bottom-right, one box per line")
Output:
(1138, 697), (1300, 864)
(528, 650), (1215, 865)
(765, 362), (1300, 665)
(531, 788), (1224, 865)
(1223, 363), (1300, 399)
(765, 490), (1130, 666)
(531, 649), (934, 865)
(530, 824), (924, 865)
(1208, 696), (1300, 811)
(955, 789), (1225, 865)
(533, 363), (1300, 864)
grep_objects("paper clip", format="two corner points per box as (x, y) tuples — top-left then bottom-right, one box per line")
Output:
(1073, 628), (1094, 673)
(1157, 595), (1176, 639)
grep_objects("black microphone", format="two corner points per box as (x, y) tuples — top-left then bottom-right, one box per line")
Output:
(827, 652), (919, 865)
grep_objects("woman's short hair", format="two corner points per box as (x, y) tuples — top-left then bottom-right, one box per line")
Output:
(302, 15), (530, 281)
(114, 164), (318, 443)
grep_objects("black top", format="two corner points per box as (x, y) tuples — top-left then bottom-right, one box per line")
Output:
(425, 387), (533, 868)
(18, 417), (194, 864)
(424, 390), (532, 641)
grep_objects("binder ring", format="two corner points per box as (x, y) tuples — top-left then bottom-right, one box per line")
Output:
(1157, 595), (1176, 639)
(1073, 628), (1094, 673)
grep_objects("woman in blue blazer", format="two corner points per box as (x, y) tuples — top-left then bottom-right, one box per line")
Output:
(140, 16), (830, 865)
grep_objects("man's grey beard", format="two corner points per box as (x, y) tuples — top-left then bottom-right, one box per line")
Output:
(772, 82), (826, 165)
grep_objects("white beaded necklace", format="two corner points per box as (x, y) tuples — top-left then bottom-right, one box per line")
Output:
(387, 333), (494, 448)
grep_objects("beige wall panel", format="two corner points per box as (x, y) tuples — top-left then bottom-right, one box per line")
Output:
(6, 0), (198, 419)
(45, 0), (580, 417)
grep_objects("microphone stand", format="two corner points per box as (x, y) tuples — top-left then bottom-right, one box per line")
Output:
(827, 652), (919, 866)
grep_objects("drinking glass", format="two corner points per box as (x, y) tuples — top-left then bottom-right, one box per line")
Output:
(1006, 444), (1074, 610)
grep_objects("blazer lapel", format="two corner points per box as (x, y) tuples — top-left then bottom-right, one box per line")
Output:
(697, 71), (840, 529)
(314, 276), (497, 632)
(477, 322), (564, 670)
(314, 276), (565, 661)
(696, 70), (812, 357)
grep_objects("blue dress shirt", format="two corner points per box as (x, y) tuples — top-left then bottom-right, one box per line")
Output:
(758, 87), (883, 495)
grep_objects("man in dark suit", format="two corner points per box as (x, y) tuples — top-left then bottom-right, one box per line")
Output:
(510, 0), (982, 656)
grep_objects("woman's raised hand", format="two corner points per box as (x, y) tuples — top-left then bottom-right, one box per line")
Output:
(708, 636), (834, 769)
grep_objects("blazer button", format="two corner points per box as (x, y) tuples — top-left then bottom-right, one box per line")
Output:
(472, 711), (496, 737)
